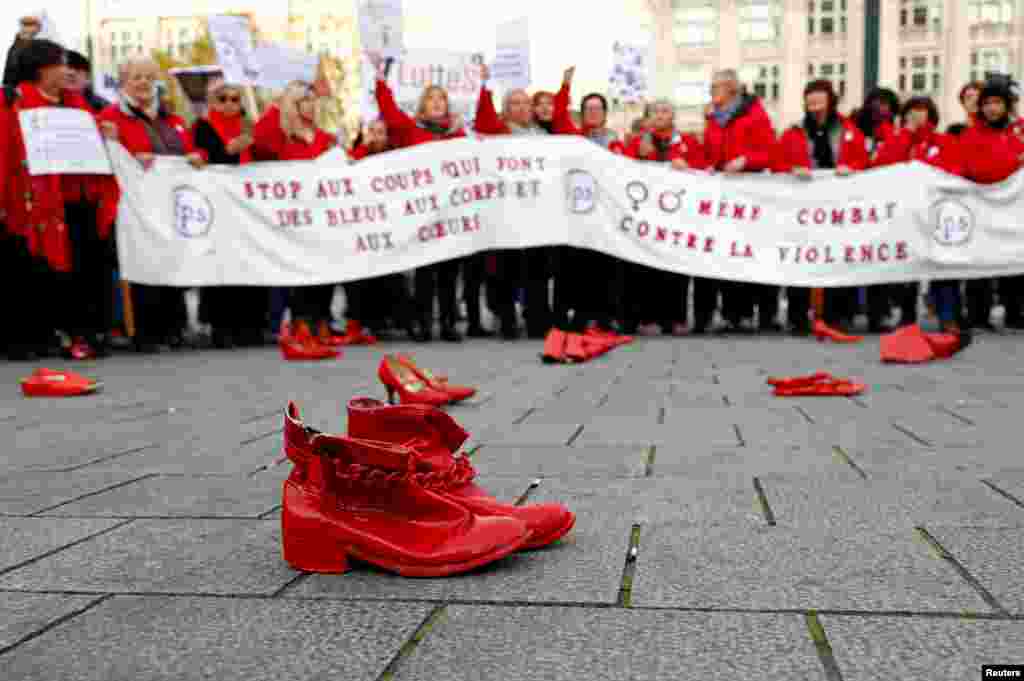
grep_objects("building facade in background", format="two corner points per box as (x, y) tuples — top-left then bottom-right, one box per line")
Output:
(645, 0), (1023, 132)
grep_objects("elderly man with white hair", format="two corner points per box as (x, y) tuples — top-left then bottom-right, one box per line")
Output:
(702, 68), (778, 334)
(99, 56), (204, 353)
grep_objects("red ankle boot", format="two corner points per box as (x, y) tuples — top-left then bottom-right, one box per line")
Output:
(377, 355), (452, 406)
(281, 405), (529, 576)
(346, 398), (575, 550)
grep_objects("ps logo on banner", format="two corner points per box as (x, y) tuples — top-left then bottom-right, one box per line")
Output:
(931, 198), (974, 247)
(566, 170), (597, 214)
(172, 185), (214, 239)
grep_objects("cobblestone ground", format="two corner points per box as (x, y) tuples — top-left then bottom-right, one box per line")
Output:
(1, 333), (1023, 680)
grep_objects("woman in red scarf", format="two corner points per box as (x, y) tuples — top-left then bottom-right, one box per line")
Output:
(192, 78), (268, 349)
(0, 39), (116, 360)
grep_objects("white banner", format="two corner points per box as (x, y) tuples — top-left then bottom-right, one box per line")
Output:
(19, 108), (111, 175)
(109, 135), (1024, 287)
(360, 49), (484, 122)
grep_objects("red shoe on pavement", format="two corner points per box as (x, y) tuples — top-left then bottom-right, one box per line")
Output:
(317, 320), (347, 347)
(281, 403), (530, 576)
(395, 354), (476, 403)
(880, 325), (935, 363)
(66, 338), (96, 361)
(773, 378), (865, 397)
(338, 320), (378, 346)
(766, 372), (833, 389)
(20, 368), (103, 397)
(280, 321), (341, 361)
(377, 355), (452, 406)
(541, 329), (569, 363)
(812, 320), (864, 344)
(346, 397), (575, 550)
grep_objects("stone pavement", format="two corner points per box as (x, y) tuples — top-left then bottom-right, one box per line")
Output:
(1, 333), (1023, 680)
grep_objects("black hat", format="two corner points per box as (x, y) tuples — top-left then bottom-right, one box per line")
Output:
(66, 50), (90, 72)
(980, 74), (1018, 108)
(12, 38), (64, 84)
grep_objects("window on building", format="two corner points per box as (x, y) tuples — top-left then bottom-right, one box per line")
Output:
(899, 53), (942, 95)
(809, 61), (848, 99)
(121, 45), (132, 57)
(971, 47), (1014, 81)
(672, 0), (717, 47)
(740, 64), (781, 102)
(968, 0), (1015, 24)
(110, 32), (117, 44)
(738, 0), (782, 43)
(675, 63), (711, 109)
(808, 0), (848, 36)
(900, 0), (942, 30)
(122, 32), (131, 43)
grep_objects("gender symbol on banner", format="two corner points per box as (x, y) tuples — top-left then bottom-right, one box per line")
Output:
(172, 185), (215, 239)
(931, 198), (974, 246)
(659, 189), (686, 214)
(626, 181), (648, 211)
(566, 170), (597, 214)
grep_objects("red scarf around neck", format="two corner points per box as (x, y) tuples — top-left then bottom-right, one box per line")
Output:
(206, 109), (251, 163)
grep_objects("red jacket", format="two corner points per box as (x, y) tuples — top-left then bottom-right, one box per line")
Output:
(774, 117), (869, 172)
(624, 128), (708, 168)
(252, 105), (285, 160)
(959, 119), (1024, 184)
(375, 80), (465, 148)
(97, 104), (195, 156)
(1, 83), (116, 270)
(278, 129), (334, 161)
(472, 82), (573, 137)
(703, 95), (776, 172)
(871, 124), (964, 176)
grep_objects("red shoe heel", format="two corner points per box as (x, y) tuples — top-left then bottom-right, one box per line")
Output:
(281, 510), (352, 574)
(385, 386), (397, 405)
(378, 356), (452, 406)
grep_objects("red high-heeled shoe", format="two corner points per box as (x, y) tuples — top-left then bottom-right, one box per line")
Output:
(395, 354), (476, 403)
(317, 320), (347, 347)
(377, 355), (452, 406)
(773, 378), (866, 397)
(542, 329), (569, 363)
(338, 320), (378, 346)
(280, 407), (529, 576)
(766, 372), (833, 388)
(880, 324), (935, 363)
(812, 320), (864, 344)
(280, 321), (341, 361)
(346, 397), (575, 550)
(20, 368), (103, 397)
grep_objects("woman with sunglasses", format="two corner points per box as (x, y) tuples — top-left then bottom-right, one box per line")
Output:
(192, 78), (267, 350)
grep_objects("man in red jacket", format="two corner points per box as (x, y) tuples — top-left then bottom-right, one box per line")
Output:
(703, 69), (778, 333)
(961, 77), (1024, 329)
(775, 79), (868, 335)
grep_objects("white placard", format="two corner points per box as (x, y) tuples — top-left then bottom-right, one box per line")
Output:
(207, 15), (258, 86)
(493, 18), (530, 90)
(18, 108), (111, 175)
(609, 42), (650, 102)
(250, 45), (319, 91)
(360, 49), (484, 121)
(358, 0), (404, 59)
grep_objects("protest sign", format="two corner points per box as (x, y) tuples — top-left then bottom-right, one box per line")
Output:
(492, 18), (530, 90)
(19, 108), (111, 175)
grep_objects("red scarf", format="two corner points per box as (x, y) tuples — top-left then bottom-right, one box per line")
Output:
(206, 109), (251, 164)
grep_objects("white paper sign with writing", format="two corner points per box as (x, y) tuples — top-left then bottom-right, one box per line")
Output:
(109, 136), (1024, 287)
(492, 18), (530, 90)
(250, 44), (320, 91)
(358, 0), (404, 59)
(609, 42), (650, 102)
(207, 15), (258, 86)
(360, 49), (484, 121)
(18, 108), (111, 175)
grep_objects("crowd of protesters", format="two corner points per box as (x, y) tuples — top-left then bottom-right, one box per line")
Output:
(2, 15), (1024, 362)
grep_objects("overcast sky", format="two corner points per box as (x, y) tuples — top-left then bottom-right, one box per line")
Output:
(0, 0), (651, 96)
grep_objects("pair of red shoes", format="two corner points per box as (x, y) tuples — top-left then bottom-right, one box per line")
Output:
(766, 372), (866, 397)
(542, 328), (633, 364)
(812, 320), (864, 344)
(20, 368), (102, 397)
(377, 354), (476, 406)
(282, 399), (575, 577)
(279, 321), (341, 361)
(317, 320), (378, 347)
(880, 324), (971, 363)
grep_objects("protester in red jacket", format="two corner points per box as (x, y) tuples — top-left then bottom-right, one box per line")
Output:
(99, 57), (203, 353)
(959, 81), (982, 129)
(871, 97), (964, 175)
(961, 78), (1024, 328)
(774, 80), (868, 335)
(0, 39), (113, 359)
(473, 66), (570, 137)
(703, 68), (778, 334)
(623, 99), (708, 337)
(374, 60), (465, 342)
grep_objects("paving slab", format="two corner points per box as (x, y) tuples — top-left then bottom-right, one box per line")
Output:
(576, 417), (740, 448)
(632, 525), (989, 612)
(470, 445), (646, 478)
(37, 475), (283, 518)
(0, 592), (100, 651)
(0, 518), (124, 574)
(393, 606), (822, 681)
(0, 596), (430, 681)
(0, 519), (294, 595)
(929, 526), (1024, 615)
(821, 614), (1024, 681)
(0, 471), (145, 515)
(475, 422), (584, 447)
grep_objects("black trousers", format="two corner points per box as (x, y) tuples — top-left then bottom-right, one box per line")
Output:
(824, 287), (858, 326)
(999, 275), (1024, 324)
(65, 200), (114, 341)
(132, 284), (186, 345)
(692, 277), (719, 330)
(464, 251), (518, 333)
(522, 246), (554, 336)
(623, 262), (688, 330)
(202, 286), (268, 343)
(290, 284), (334, 325)
(787, 287), (811, 329)
(869, 283), (918, 326)
(572, 249), (621, 330)
(415, 259), (460, 332)
(966, 278), (994, 327)
(721, 282), (777, 326)
(2, 231), (56, 355)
